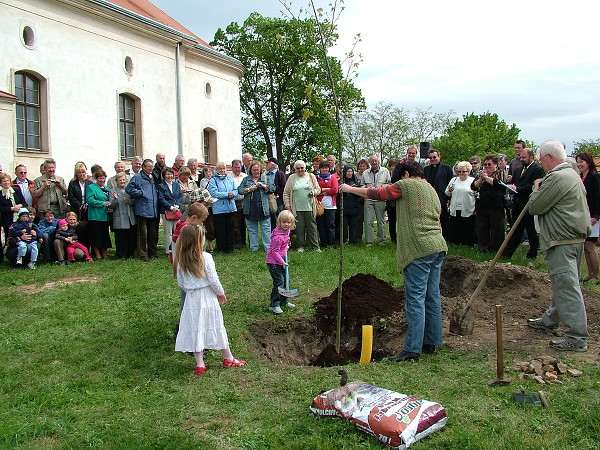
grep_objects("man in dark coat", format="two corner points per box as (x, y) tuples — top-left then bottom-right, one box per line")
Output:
(502, 147), (545, 259)
(423, 149), (454, 239)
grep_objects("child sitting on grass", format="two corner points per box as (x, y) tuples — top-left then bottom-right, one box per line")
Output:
(11, 208), (42, 269)
(265, 210), (296, 314)
(173, 223), (246, 376)
(55, 219), (93, 263)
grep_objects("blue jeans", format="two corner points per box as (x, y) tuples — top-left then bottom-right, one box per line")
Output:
(245, 217), (271, 251)
(402, 251), (445, 353)
(267, 263), (288, 307)
(17, 241), (39, 262)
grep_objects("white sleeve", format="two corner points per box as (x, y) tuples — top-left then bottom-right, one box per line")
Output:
(203, 252), (225, 296)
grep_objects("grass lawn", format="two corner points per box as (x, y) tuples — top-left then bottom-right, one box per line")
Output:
(1, 239), (599, 449)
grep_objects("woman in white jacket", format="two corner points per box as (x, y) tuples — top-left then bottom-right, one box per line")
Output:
(445, 161), (476, 245)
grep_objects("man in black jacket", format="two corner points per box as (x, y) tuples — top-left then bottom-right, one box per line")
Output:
(502, 147), (545, 259)
(423, 149), (454, 239)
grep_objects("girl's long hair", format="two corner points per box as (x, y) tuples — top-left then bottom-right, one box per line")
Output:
(173, 224), (206, 279)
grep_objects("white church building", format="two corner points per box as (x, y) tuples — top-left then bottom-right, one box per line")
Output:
(0, 0), (244, 177)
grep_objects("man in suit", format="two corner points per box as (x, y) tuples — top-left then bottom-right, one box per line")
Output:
(423, 149), (454, 239)
(12, 164), (34, 208)
(502, 147), (545, 259)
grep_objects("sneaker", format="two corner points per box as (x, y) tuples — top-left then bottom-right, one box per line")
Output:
(269, 306), (283, 314)
(27, 262), (36, 270)
(378, 242), (386, 246)
(16, 256), (23, 265)
(527, 317), (560, 334)
(297, 247), (304, 253)
(283, 302), (296, 308)
(388, 350), (420, 362)
(315, 248), (322, 253)
(365, 243), (373, 248)
(549, 339), (587, 352)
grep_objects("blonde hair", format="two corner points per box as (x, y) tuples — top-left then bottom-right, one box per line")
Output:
(187, 202), (209, 223)
(173, 224), (206, 279)
(277, 209), (296, 229)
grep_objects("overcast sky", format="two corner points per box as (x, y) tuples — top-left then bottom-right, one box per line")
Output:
(151, 0), (600, 152)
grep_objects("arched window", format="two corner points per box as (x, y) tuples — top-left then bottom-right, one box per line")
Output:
(119, 94), (136, 159)
(15, 72), (41, 151)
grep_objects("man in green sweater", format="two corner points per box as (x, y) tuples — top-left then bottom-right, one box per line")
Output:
(527, 140), (590, 352)
(340, 161), (447, 361)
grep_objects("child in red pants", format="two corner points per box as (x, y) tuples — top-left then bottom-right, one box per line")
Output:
(55, 219), (93, 263)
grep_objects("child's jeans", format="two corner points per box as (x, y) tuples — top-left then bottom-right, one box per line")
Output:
(267, 263), (288, 308)
(17, 241), (38, 262)
(66, 242), (92, 261)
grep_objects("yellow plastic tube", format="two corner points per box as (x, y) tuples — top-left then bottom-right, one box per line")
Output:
(359, 325), (373, 365)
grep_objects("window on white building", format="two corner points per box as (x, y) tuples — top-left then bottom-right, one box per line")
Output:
(119, 94), (136, 159)
(15, 71), (42, 151)
(203, 128), (217, 164)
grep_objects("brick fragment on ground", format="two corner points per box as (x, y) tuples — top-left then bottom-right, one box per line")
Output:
(513, 356), (582, 384)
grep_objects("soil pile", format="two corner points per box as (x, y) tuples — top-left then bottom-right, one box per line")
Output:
(313, 273), (404, 333)
(249, 256), (600, 367)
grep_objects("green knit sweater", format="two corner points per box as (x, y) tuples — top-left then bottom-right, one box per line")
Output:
(393, 179), (447, 271)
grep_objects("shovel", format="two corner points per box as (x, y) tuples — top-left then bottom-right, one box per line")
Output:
(278, 254), (298, 298)
(449, 204), (530, 335)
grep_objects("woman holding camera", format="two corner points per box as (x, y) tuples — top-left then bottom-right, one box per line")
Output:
(283, 160), (321, 252)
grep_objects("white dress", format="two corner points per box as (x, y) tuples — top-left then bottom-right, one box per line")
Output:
(175, 252), (229, 352)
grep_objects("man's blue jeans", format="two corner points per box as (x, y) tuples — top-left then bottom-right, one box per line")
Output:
(402, 251), (445, 353)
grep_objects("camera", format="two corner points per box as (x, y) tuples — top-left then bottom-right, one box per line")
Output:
(308, 192), (314, 198)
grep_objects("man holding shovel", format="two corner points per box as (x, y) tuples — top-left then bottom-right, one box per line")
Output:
(527, 140), (590, 352)
(340, 161), (447, 361)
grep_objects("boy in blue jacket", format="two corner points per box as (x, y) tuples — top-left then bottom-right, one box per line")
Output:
(11, 208), (42, 269)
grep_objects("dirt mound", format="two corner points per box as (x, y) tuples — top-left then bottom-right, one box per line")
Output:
(314, 273), (404, 333)
(249, 256), (600, 366)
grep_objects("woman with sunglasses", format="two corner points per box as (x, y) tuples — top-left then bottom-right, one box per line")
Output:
(445, 161), (476, 245)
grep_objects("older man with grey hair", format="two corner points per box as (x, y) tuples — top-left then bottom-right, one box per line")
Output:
(527, 140), (590, 352)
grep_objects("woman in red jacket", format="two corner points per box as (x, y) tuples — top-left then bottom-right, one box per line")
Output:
(316, 160), (338, 248)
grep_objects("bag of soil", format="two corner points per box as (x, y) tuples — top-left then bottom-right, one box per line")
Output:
(311, 381), (447, 449)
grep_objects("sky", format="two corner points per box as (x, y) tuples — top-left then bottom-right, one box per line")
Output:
(150, 0), (600, 153)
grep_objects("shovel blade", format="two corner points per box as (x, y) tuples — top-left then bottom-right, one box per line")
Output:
(278, 287), (298, 298)
(449, 307), (475, 335)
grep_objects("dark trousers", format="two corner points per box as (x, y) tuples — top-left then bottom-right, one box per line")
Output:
(316, 209), (336, 247)
(503, 209), (538, 258)
(386, 203), (397, 242)
(475, 208), (505, 252)
(233, 201), (246, 249)
(137, 216), (158, 259)
(213, 212), (234, 253)
(449, 212), (477, 246)
(40, 233), (56, 261)
(267, 263), (288, 307)
(342, 213), (358, 244)
(114, 227), (136, 258)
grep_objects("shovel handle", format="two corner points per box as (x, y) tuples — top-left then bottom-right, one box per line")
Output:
(463, 204), (530, 312)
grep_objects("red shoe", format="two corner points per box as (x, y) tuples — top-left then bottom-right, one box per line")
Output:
(195, 366), (206, 376)
(222, 358), (246, 368)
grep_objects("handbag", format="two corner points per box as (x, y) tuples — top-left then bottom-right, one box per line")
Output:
(267, 193), (278, 214)
(314, 197), (325, 217)
(165, 209), (182, 221)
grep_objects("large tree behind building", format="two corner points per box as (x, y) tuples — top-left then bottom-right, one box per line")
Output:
(432, 112), (520, 164)
(212, 13), (364, 169)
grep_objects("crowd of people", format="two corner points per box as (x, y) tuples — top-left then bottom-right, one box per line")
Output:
(1, 140), (594, 357)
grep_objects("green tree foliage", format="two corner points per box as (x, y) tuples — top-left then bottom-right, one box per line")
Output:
(574, 139), (600, 156)
(342, 102), (454, 165)
(211, 13), (364, 169)
(432, 112), (520, 165)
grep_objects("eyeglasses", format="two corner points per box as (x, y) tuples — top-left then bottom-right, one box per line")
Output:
(483, 163), (494, 167)
(18, 171), (27, 174)
(457, 170), (469, 173)
(296, 167), (306, 170)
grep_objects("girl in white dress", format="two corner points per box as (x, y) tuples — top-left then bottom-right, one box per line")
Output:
(173, 223), (246, 376)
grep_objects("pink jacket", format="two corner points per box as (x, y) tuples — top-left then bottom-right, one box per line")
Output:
(266, 226), (290, 266)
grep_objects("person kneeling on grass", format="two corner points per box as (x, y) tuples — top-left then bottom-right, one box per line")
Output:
(266, 210), (296, 315)
(11, 208), (42, 269)
(340, 161), (447, 362)
(173, 223), (246, 376)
